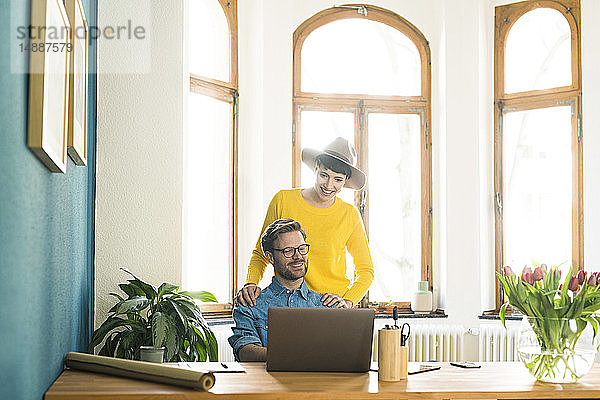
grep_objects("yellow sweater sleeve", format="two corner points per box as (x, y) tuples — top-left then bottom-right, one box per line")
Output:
(342, 212), (374, 305)
(245, 193), (280, 285)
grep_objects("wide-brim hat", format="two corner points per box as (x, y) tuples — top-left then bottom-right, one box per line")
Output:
(301, 137), (366, 190)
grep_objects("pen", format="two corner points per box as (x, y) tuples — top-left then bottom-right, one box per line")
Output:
(221, 362), (229, 369)
(408, 366), (440, 375)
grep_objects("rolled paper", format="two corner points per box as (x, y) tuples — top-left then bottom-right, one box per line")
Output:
(64, 352), (215, 391)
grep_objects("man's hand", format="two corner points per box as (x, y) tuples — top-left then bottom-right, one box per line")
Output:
(234, 283), (262, 307)
(321, 293), (353, 308)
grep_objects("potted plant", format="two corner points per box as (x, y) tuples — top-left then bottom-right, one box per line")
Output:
(89, 267), (219, 362)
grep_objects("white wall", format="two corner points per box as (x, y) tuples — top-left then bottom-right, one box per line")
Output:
(94, 0), (600, 332)
(581, 0), (600, 272)
(95, 1), (184, 326)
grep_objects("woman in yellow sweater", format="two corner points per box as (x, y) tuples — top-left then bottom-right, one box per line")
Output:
(237, 137), (374, 308)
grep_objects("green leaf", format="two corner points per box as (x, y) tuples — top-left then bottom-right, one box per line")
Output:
(178, 350), (191, 362)
(194, 339), (208, 361)
(164, 321), (178, 361)
(158, 282), (179, 298)
(128, 279), (157, 300)
(205, 329), (219, 361)
(151, 312), (170, 348)
(120, 267), (158, 299)
(499, 303), (507, 329)
(119, 283), (141, 298)
(175, 299), (210, 331)
(165, 298), (188, 331)
(98, 333), (119, 357)
(89, 317), (135, 351)
(114, 296), (150, 315)
(181, 290), (218, 303)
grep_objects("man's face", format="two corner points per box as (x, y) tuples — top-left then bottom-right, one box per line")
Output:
(313, 166), (347, 203)
(268, 231), (308, 281)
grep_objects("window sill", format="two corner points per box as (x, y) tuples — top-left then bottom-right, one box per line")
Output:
(478, 314), (523, 321)
(207, 317), (234, 326)
(203, 309), (448, 322)
(375, 310), (447, 319)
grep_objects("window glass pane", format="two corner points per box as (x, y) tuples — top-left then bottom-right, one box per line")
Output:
(505, 8), (571, 93)
(183, 92), (231, 302)
(189, 0), (229, 81)
(503, 106), (572, 278)
(368, 113), (421, 302)
(301, 19), (420, 96)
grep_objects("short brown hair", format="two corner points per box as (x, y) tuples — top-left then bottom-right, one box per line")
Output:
(261, 218), (307, 254)
(315, 154), (352, 179)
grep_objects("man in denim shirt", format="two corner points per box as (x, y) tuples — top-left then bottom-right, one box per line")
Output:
(228, 218), (336, 361)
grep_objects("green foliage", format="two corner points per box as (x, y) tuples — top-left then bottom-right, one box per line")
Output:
(89, 267), (219, 362)
(497, 265), (600, 348)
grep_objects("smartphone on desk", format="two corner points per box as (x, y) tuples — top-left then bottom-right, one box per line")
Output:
(450, 362), (480, 369)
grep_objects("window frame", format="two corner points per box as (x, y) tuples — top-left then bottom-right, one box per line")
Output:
(493, 0), (583, 311)
(187, 0), (239, 316)
(292, 5), (433, 307)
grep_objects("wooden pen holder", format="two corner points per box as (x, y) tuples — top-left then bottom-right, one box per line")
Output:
(378, 328), (408, 381)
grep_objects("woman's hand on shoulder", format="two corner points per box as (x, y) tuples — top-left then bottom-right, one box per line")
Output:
(320, 293), (353, 308)
(235, 283), (262, 307)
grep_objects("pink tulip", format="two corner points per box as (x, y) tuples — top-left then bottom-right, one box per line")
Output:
(521, 266), (533, 284)
(554, 269), (560, 281)
(587, 274), (597, 287)
(503, 265), (515, 277)
(520, 272), (533, 285)
(577, 270), (587, 285)
(568, 276), (579, 291)
(533, 267), (543, 282)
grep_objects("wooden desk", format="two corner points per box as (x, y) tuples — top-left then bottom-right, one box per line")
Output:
(45, 362), (600, 399)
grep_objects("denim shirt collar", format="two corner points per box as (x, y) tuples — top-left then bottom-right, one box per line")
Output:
(269, 276), (309, 300)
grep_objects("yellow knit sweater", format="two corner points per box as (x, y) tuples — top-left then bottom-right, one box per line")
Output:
(246, 189), (374, 305)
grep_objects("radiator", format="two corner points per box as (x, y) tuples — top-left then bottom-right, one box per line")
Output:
(478, 323), (519, 361)
(215, 322), (466, 363)
(373, 322), (465, 362)
(212, 324), (235, 362)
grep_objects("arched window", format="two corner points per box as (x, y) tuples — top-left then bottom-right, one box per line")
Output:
(293, 5), (432, 305)
(493, 0), (582, 309)
(184, 0), (238, 310)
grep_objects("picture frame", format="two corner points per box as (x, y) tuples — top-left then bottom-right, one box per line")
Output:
(27, 0), (71, 173)
(65, 0), (88, 166)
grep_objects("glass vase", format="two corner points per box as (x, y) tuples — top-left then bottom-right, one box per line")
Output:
(517, 316), (597, 383)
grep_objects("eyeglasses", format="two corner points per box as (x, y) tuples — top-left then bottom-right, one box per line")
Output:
(271, 244), (310, 258)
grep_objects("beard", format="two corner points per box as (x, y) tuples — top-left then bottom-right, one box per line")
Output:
(275, 261), (307, 281)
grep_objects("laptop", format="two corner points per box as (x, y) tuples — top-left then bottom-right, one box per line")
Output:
(266, 307), (375, 372)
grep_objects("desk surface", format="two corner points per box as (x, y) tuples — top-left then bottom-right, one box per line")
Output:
(45, 362), (600, 399)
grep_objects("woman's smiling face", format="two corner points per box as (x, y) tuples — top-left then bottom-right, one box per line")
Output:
(313, 166), (347, 202)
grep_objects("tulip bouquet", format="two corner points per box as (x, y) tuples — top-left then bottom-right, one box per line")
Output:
(497, 264), (600, 382)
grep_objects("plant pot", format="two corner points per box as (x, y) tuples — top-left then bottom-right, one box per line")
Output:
(517, 316), (597, 383)
(139, 346), (165, 363)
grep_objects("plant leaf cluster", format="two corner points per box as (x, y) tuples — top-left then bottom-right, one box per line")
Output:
(497, 265), (600, 330)
(89, 267), (219, 362)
